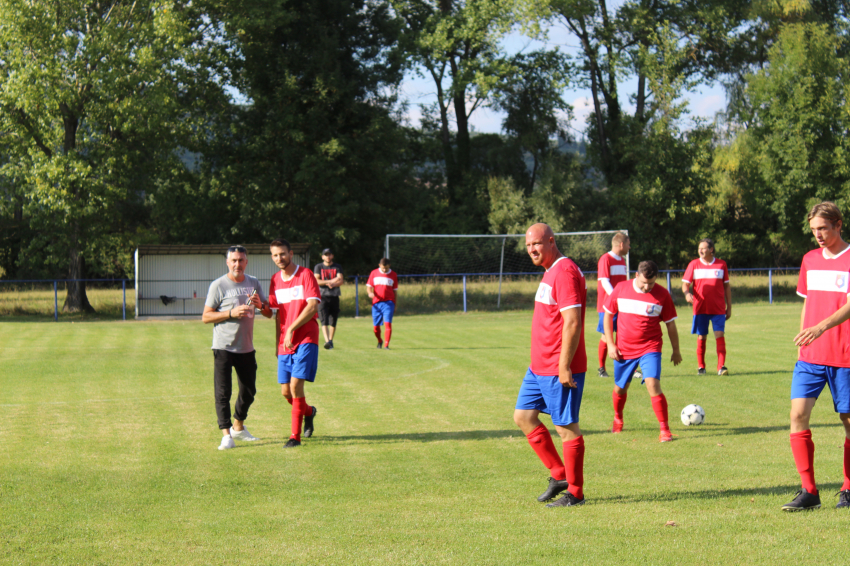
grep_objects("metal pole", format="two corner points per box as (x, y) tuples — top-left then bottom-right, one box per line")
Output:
(497, 237), (506, 309)
(122, 279), (126, 320)
(355, 277), (359, 318)
(53, 281), (58, 322)
(666, 272), (671, 292)
(385, 235), (390, 259)
(463, 275), (467, 313)
(769, 269), (773, 304)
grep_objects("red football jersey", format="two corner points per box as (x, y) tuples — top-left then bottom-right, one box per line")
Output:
(597, 251), (628, 313)
(682, 258), (730, 315)
(269, 265), (321, 355)
(530, 256), (588, 376)
(367, 268), (399, 304)
(797, 246), (850, 367)
(604, 280), (677, 359)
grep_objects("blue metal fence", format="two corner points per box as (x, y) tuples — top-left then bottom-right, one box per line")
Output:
(0, 279), (131, 321)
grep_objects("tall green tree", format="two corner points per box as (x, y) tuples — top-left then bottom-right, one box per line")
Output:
(0, 0), (219, 310)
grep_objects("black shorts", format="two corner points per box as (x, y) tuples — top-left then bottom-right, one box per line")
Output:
(318, 296), (340, 327)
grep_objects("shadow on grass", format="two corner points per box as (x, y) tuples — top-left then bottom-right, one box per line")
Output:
(317, 429), (520, 444)
(596, 483), (844, 504)
(688, 422), (836, 438)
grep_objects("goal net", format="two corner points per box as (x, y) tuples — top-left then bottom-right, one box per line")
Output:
(384, 231), (628, 310)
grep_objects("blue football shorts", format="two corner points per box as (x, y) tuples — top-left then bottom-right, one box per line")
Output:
(791, 360), (850, 413)
(691, 313), (726, 335)
(596, 311), (618, 334)
(278, 343), (319, 384)
(515, 367), (586, 427)
(613, 352), (662, 389)
(372, 301), (395, 326)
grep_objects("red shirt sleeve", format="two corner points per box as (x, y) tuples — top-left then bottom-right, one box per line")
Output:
(598, 255), (610, 279)
(554, 268), (583, 311)
(682, 260), (695, 283)
(661, 289), (677, 322)
(797, 257), (808, 297)
(304, 270), (321, 300)
(604, 283), (620, 314)
(723, 261), (730, 283)
(367, 271), (375, 287)
(268, 276), (279, 309)
(393, 272), (399, 290)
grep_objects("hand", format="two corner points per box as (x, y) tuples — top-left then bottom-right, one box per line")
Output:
(248, 293), (262, 309)
(231, 304), (253, 319)
(795, 325), (826, 347)
(284, 329), (294, 351)
(368, 293), (375, 300)
(671, 350), (683, 366)
(725, 309), (732, 321)
(559, 367), (577, 389)
(608, 343), (623, 362)
(685, 292), (694, 304)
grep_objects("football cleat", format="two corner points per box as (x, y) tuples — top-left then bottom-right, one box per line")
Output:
(376, 342), (383, 349)
(836, 490), (850, 509)
(611, 419), (624, 433)
(659, 429), (674, 443)
(718, 366), (729, 376)
(537, 477), (570, 502)
(633, 370), (643, 380)
(324, 341), (332, 350)
(546, 492), (585, 508)
(283, 438), (301, 449)
(303, 406), (317, 438)
(782, 488), (821, 511)
(697, 368), (706, 376)
(597, 368), (609, 378)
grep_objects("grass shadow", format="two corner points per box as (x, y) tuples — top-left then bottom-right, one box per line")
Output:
(595, 483), (843, 504)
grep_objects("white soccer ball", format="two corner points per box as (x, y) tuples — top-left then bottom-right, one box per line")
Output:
(680, 404), (705, 426)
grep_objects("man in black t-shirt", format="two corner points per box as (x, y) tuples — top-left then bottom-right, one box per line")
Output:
(314, 248), (344, 349)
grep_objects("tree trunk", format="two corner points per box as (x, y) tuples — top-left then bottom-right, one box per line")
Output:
(63, 245), (94, 314)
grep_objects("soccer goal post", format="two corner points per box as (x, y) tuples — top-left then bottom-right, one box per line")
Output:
(385, 231), (629, 309)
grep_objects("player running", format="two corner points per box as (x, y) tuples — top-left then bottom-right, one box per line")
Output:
(267, 238), (322, 448)
(784, 202), (850, 511)
(604, 260), (682, 442)
(513, 223), (588, 508)
(367, 258), (399, 349)
(681, 239), (732, 376)
(596, 232), (630, 378)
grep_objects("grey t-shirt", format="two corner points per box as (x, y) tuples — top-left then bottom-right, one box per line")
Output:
(205, 274), (267, 353)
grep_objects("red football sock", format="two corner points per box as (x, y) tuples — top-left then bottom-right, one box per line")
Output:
(291, 397), (309, 441)
(842, 438), (850, 491)
(286, 397), (293, 405)
(716, 337), (726, 370)
(651, 394), (669, 431)
(563, 436), (585, 499)
(790, 430), (817, 494)
(525, 424), (566, 480)
(384, 322), (392, 347)
(598, 341), (608, 369)
(696, 339), (706, 369)
(612, 390), (627, 420)
(373, 325), (382, 344)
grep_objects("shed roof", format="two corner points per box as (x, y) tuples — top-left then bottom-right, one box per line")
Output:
(136, 244), (310, 256)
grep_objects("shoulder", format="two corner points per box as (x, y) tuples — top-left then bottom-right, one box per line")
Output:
(652, 285), (672, 301)
(245, 274), (261, 286)
(313, 263), (322, 272)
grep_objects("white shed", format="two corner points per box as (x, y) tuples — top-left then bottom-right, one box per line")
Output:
(135, 244), (310, 317)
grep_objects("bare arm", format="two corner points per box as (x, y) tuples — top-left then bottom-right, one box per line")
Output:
(367, 284), (375, 299)
(283, 300), (320, 350)
(724, 281), (732, 320)
(603, 311), (621, 361)
(682, 282), (693, 304)
(665, 320), (683, 365)
(203, 304), (252, 324)
(557, 307), (582, 388)
(794, 296), (850, 346)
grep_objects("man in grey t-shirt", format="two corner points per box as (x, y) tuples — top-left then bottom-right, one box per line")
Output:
(202, 245), (271, 450)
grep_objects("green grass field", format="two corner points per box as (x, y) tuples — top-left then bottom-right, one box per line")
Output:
(3, 302), (850, 565)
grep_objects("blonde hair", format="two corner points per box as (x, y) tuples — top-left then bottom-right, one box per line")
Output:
(612, 232), (629, 245)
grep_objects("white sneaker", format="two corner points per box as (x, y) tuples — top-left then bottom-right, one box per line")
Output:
(230, 427), (259, 441)
(218, 435), (236, 450)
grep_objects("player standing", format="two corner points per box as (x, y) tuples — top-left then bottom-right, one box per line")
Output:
(604, 260), (682, 442)
(513, 223), (588, 508)
(267, 238), (322, 448)
(784, 202), (850, 511)
(596, 232), (630, 377)
(202, 245), (269, 450)
(681, 239), (732, 376)
(314, 248), (344, 350)
(367, 258), (399, 349)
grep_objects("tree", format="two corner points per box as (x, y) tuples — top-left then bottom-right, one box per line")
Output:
(0, 0), (217, 311)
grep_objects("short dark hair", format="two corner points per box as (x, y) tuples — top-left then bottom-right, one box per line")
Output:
(270, 238), (291, 252)
(226, 245), (247, 259)
(699, 238), (715, 251)
(808, 201), (843, 228)
(379, 257), (391, 267)
(637, 260), (658, 279)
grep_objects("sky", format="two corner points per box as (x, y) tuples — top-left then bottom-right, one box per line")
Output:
(398, 21), (729, 138)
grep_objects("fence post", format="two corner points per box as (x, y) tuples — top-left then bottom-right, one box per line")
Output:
(463, 275), (467, 313)
(666, 272), (671, 292)
(122, 279), (127, 321)
(355, 277), (359, 318)
(53, 281), (58, 322)
(769, 269), (773, 305)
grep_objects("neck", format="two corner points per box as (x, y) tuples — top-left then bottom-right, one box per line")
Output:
(542, 253), (564, 270)
(324, 260), (333, 266)
(825, 239), (849, 256)
(283, 263), (297, 277)
(228, 272), (245, 283)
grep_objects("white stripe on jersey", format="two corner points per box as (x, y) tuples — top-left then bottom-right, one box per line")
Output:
(609, 265), (627, 276)
(693, 268), (725, 280)
(535, 282), (556, 305)
(275, 285), (305, 304)
(618, 298), (662, 317)
(373, 276), (394, 286)
(807, 270), (850, 293)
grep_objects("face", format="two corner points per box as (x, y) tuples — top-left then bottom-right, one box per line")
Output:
(226, 252), (247, 278)
(810, 216), (842, 249)
(698, 242), (714, 261)
(634, 272), (656, 293)
(379, 264), (390, 273)
(526, 229), (556, 267)
(323, 253), (334, 263)
(615, 238), (630, 255)
(271, 246), (293, 270)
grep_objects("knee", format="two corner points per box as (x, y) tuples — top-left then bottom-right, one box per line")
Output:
(513, 410), (531, 430)
(790, 408), (809, 427)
